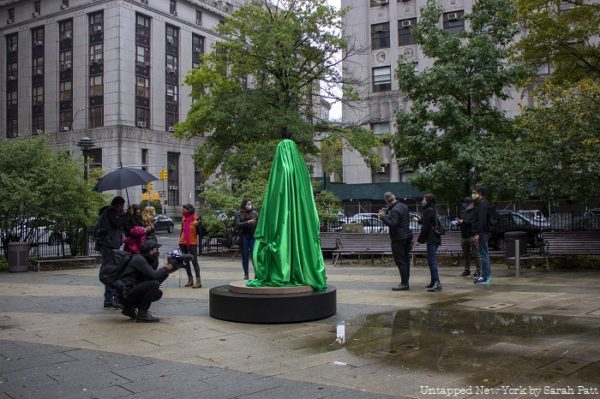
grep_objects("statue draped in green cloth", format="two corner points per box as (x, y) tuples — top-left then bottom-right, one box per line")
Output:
(247, 140), (327, 290)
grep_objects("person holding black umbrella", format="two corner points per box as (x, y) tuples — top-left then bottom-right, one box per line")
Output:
(96, 196), (127, 308)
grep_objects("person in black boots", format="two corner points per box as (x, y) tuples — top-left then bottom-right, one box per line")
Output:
(457, 197), (481, 278)
(113, 240), (175, 323)
(416, 193), (442, 292)
(378, 192), (413, 291)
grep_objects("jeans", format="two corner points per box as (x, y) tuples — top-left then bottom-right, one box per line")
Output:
(121, 280), (163, 314)
(99, 245), (118, 303)
(479, 232), (491, 279)
(461, 236), (481, 273)
(391, 237), (412, 285)
(241, 234), (255, 275)
(179, 244), (200, 278)
(427, 243), (440, 282)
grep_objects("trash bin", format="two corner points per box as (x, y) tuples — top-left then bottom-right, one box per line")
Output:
(505, 231), (527, 259)
(7, 242), (29, 272)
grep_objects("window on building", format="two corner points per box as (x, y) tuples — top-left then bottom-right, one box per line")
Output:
(167, 152), (180, 206)
(62, 0), (69, 7)
(398, 18), (417, 46)
(371, 122), (391, 135)
(32, 87), (44, 105)
(89, 75), (103, 96)
(196, 10), (202, 25)
(7, 34), (18, 52)
(136, 107), (150, 128)
(372, 66), (392, 92)
(59, 81), (72, 101)
(89, 12), (103, 33)
(32, 27), (44, 45)
(136, 76), (150, 97)
(443, 11), (464, 33)
(60, 50), (72, 70)
(7, 91), (18, 107)
(8, 8), (15, 21)
(166, 84), (178, 102)
(59, 19), (73, 39)
(136, 45), (149, 65)
(371, 23), (390, 50)
(192, 34), (204, 54)
(32, 57), (44, 75)
(170, 0), (177, 14)
(166, 25), (178, 46)
(7, 119), (18, 138)
(537, 63), (550, 75)
(166, 54), (178, 74)
(7, 62), (17, 78)
(60, 110), (72, 130)
(141, 149), (148, 171)
(166, 112), (178, 130)
(32, 113), (44, 133)
(34, 1), (41, 14)
(90, 43), (103, 63)
(89, 106), (103, 127)
(88, 148), (102, 169)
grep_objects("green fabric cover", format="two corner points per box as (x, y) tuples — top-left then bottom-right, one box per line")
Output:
(247, 140), (327, 290)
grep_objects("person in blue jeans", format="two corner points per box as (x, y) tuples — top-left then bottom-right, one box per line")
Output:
(472, 186), (492, 284)
(234, 198), (259, 280)
(416, 193), (442, 292)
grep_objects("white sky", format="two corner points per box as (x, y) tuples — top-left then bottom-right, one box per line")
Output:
(327, 0), (343, 121)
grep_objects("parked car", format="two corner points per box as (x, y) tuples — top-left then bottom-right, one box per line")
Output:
(516, 210), (551, 231)
(571, 215), (600, 231)
(489, 211), (543, 250)
(340, 213), (379, 224)
(153, 214), (174, 233)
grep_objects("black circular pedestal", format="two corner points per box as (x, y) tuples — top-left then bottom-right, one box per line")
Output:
(209, 285), (337, 323)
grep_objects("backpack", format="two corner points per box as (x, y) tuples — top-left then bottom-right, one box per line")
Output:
(488, 204), (499, 228)
(91, 206), (110, 241)
(433, 213), (446, 236)
(99, 249), (133, 285)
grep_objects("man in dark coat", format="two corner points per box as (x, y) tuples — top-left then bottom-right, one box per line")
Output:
(472, 187), (492, 284)
(458, 197), (481, 278)
(378, 192), (413, 291)
(97, 196), (126, 308)
(113, 240), (175, 323)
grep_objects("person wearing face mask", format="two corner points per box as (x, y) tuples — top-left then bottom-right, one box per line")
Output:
(378, 192), (413, 291)
(113, 239), (175, 323)
(234, 198), (259, 280)
(178, 204), (202, 288)
(472, 186), (492, 284)
(416, 193), (442, 292)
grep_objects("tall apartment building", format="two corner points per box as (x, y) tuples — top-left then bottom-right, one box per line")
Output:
(0, 0), (238, 211)
(340, 0), (523, 185)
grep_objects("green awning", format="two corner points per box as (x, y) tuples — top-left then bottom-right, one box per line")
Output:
(324, 182), (423, 201)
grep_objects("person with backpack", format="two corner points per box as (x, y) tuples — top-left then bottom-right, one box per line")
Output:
(472, 186), (493, 284)
(96, 196), (127, 308)
(457, 197), (481, 278)
(112, 239), (175, 323)
(179, 204), (202, 288)
(416, 193), (443, 292)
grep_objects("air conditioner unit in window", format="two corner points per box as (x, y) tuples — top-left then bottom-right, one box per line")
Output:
(167, 37), (174, 44)
(137, 121), (146, 128)
(32, 12), (40, 18)
(169, 185), (178, 190)
(379, 166), (386, 173)
(194, 47), (202, 53)
(168, 126), (175, 132)
(93, 25), (102, 32)
(63, 126), (70, 131)
(196, 19), (202, 26)
(63, 32), (71, 39)
(379, 0), (389, 5)
(401, 20), (412, 27)
(172, 11), (178, 16)
(34, 68), (43, 75)
(8, 75), (17, 81)
(34, 40), (43, 46)
(7, 18), (13, 24)
(60, 4), (68, 10)
(36, 129), (44, 134)
(167, 67), (175, 74)
(447, 12), (459, 21)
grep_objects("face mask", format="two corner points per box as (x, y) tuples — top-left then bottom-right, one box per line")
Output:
(421, 200), (427, 207)
(246, 204), (252, 210)
(472, 193), (479, 201)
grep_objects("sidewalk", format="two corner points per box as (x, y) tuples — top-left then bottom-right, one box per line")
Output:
(0, 257), (599, 398)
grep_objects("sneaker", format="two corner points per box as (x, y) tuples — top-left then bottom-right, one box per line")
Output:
(425, 282), (434, 288)
(473, 276), (490, 284)
(460, 271), (470, 277)
(427, 281), (442, 292)
(473, 272), (481, 278)
(121, 307), (137, 319)
(136, 312), (160, 323)
(392, 284), (410, 291)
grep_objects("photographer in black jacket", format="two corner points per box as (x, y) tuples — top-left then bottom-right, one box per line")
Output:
(113, 239), (175, 323)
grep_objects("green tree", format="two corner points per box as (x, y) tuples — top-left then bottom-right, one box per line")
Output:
(176, 0), (376, 186)
(0, 138), (104, 254)
(513, 0), (600, 85)
(393, 0), (528, 202)
(481, 78), (600, 203)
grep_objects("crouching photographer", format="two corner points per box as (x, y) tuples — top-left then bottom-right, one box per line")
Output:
(113, 239), (179, 323)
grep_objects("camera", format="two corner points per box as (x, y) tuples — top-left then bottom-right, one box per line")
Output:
(166, 249), (194, 270)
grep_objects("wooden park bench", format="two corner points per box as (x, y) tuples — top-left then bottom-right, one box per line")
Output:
(410, 231), (465, 264)
(543, 232), (600, 257)
(319, 232), (339, 258)
(333, 233), (391, 265)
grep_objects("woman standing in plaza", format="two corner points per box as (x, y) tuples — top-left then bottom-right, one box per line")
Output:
(417, 193), (442, 292)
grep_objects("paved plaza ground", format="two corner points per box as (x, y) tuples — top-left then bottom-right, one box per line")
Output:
(0, 255), (599, 398)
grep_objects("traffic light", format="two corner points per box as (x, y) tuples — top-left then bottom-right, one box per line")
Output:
(160, 168), (168, 181)
(146, 182), (153, 192)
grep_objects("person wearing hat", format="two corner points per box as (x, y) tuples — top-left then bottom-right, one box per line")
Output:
(113, 239), (175, 323)
(179, 204), (202, 288)
(457, 196), (481, 278)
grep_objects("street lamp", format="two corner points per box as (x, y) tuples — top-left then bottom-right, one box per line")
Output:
(77, 136), (95, 256)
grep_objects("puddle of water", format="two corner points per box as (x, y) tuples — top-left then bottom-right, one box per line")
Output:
(314, 309), (600, 385)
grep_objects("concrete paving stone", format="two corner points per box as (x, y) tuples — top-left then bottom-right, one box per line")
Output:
(573, 361), (600, 385)
(61, 348), (156, 369)
(236, 381), (348, 399)
(537, 357), (591, 376)
(0, 351), (76, 374)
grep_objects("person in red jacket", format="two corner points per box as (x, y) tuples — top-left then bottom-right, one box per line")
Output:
(179, 204), (202, 288)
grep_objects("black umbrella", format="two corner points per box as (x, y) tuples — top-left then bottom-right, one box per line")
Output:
(94, 167), (158, 203)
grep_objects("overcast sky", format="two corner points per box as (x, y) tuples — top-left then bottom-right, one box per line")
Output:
(327, 0), (342, 121)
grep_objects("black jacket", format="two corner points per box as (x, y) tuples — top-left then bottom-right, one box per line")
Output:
(235, 209), (259, 236)
(380, 201), (412, 241)
(113, 254), (169, 297)
(418, 205), (442, 245)
(98, 206), (126, 249)
(473, 198), (492, 234)
(459, 207), (477, 239)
